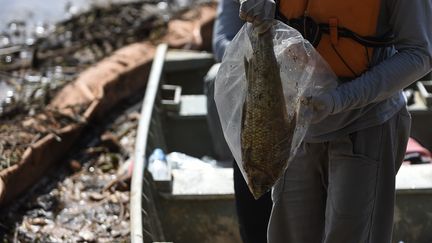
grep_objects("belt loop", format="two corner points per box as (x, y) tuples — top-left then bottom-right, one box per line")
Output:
(329, 17), (338, 45)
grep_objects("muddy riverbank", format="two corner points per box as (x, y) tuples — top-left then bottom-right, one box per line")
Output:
(0, 0), (217, 241)
(0, 97), (141, 242)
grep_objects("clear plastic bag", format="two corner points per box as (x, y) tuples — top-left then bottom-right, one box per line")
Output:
(214, 21), (337, 198)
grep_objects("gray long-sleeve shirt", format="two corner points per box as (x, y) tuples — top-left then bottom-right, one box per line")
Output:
(213, 0), (432, 142)
(212, 0), (243, 62)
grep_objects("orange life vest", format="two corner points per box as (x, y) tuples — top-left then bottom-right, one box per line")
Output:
(278, 0), (386, 78)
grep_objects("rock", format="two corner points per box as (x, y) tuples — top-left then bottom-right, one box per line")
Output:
(69, 159), (82, 172)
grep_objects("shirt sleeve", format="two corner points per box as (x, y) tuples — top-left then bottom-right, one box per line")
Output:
(212, 0), (245, 62)
(330, 0), (432, 114)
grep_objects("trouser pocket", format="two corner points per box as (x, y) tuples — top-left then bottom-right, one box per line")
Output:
(325, 107), (411, 243)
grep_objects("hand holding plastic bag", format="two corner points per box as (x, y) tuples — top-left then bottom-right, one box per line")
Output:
(300, 92), (335, 124)
(214, 21), (338, 199)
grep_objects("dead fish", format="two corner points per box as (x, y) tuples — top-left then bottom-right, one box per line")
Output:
(241, 26), (296, 199)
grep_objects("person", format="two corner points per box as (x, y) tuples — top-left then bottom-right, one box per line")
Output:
(238, 0), (432, 242)
(203, 0), (273, 242)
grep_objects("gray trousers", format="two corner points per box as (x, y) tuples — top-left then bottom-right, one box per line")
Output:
(268, 106), (411, 243)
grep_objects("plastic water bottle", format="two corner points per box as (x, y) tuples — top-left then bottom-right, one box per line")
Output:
(148, 148), (170, 180)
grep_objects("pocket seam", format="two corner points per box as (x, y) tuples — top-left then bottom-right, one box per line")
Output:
(329, 155), (379, 218)
(347, 123), (384, 164)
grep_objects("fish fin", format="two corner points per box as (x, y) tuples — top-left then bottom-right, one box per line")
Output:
(243, 57), (249, 79)
(241, 57), (251, 163)
(241, 57), (249, 135)
(241, 96), (247, 140)
(241, 92), (249, 162)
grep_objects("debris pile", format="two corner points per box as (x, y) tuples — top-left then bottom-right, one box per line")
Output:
(0, 1), (168, 119)
(0, 107), (86, 170)
(0, 0), (217, 240)
(0, 102), (141, 242)
(0, 0), (202, 170)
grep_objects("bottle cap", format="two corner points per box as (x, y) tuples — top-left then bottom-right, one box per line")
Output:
(150, 148), (166, 161)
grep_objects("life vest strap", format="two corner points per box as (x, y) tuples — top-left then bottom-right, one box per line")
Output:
(275, 12), (394, 48)
(329, 18), (339, 45)
(319, 24), (394, 48)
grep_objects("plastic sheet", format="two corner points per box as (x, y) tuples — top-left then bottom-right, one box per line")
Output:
(215, 21), (337, 198)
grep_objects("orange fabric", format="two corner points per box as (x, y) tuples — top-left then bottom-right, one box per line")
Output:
(279, 0), (381, 77)
(329, 18), (338, 45)
(279, 0), (307, 19)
